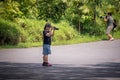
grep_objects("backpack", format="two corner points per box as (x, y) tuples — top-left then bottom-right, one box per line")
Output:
(113, 19), (117, 30)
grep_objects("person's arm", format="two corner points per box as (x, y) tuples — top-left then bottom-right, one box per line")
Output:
(50, 27), (55, 36)
(46, 28), (54, 37)
(104, 16), (108, 22)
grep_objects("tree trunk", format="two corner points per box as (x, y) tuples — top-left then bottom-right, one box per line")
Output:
(93, 7), (96, 23)
(78, 21), (80, 33)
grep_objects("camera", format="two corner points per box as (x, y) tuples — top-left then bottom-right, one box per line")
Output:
(100, 16), (107, 19)
(53, 26), (59, 30)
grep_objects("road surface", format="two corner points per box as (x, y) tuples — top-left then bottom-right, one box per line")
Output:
(0, 39), (120, 80)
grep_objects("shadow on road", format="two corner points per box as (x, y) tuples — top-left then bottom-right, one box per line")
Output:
(0, 62), (120, 80)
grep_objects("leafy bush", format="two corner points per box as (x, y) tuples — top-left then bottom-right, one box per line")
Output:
(52, 20), (78, 42)
(16, 19), (46, 42)
(81, 19), (105, 36)
(0, 19), (21, 45)
(16, 19), (78, 43)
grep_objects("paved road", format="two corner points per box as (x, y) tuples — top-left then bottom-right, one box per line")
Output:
(0, 39), (120, 80)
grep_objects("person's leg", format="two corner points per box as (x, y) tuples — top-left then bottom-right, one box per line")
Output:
(43, 55), (48, 63)
(106, 26), (114, 40)
(42, 44), (52, 66)
(107, 34), (113, 40)
(42, 55), (52, 66)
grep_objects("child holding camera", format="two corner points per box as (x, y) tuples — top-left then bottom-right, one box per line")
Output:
(42, 23), (55, 66)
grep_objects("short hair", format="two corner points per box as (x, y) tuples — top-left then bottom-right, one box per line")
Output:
(107, 12), (112, 16)
(44, 23), (51, 30)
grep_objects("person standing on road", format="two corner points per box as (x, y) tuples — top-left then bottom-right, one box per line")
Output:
(42, 23), (54, 66)
(104, 12), (114, 41)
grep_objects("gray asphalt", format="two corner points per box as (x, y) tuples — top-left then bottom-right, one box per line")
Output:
(0, 39), (120, 80)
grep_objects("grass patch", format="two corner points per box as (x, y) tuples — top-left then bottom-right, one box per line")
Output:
(52, 35), (101, 46)
(0, 31), (120, 49)
(1, 31), (120, 49)
(0, 42), (42, 48)
(0, 18), (120, 49)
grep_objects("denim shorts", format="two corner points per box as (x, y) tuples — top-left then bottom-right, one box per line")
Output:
(43, 44), (51, 55)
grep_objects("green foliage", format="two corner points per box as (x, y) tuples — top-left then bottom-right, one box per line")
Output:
(65, 0), (120, 34)
(16, 18), (46, 42)
(81, 19), (105, 36)
(17, 0), (38, 19)
(0, 0), (23, 20)
(0, 18), (21, 45)
(52, 20), (78, 42)
(0, 0), (120, 48)
(16, 19), (78, 43)
(0, 17), (79, 46)
(37, 0), (67, 21)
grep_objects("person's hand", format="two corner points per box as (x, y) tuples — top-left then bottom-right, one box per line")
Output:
(51, 27), (55, 31)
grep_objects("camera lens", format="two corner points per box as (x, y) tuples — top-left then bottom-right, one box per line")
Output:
(54, 27), (59, 30)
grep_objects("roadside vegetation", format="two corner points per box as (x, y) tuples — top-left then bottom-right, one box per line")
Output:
(0, 0), (120, 48)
